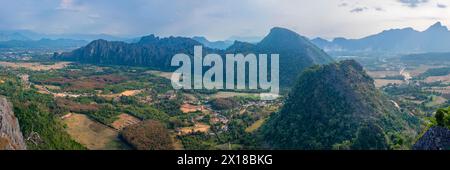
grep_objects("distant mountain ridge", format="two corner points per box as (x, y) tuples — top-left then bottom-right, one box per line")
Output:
(0, 39), (88, 49)
(55, 27), (333, 87)
(0, 29), (132, 49)
(0, 30), (131, 42)
(312, 22), (450, 54)
(192, 36), (233, 50)
(0, 32), (30, 41)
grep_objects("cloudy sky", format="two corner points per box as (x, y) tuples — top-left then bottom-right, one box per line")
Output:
(0, 0), (449, 40)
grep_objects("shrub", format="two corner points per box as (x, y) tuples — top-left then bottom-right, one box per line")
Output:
(121, 120), (174, 150)
(434, 107), (450, 128)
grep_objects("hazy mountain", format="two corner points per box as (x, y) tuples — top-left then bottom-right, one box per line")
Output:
(261, 60), (420, 149)
(312, 22), (450, 54)
(226, 27), (333, 87)
(192, 36), (233, 49)
(45, 33), (129, 42)
(0, 30), (129, 42)
(0, 39), (88, 49)
(257, 27), (332, 64)
(227, 35), (263, 43)
(0, 32), (30, 41)
(225, 41), (255, 53)
(55, 27), (333, 87)
(310, 37), (331, 48)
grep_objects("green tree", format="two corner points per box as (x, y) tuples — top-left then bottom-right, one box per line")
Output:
(121, 120), (174, 150)
(436, 109), (446, 127)
(351, 123), (389, 150)
(434, 107), (450, 128)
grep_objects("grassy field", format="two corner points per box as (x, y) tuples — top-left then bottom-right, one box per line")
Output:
(63, 113), (130, 150)
(147, 70), (173, 79)
(245, 118), (267, 133)
(424, 95), (447, 108)
(374, 79), (404, 88)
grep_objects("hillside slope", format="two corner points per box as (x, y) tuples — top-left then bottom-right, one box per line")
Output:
(261, 60), (420, 149)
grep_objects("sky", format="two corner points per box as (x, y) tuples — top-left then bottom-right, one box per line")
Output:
(0, 0), (449, 40)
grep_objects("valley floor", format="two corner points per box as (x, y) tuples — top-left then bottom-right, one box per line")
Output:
(0, 60), (281, 150)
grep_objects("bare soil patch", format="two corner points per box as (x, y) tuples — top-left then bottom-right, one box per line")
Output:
(0, 62), (71, 71)
(177, 123), (210, 135)
(110, 114), (141, 130)
(424, 74), (450, 83)
(100, 90), (142, 99)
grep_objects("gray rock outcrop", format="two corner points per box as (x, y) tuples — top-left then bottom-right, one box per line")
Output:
(413, 126), (450, 150)
(0, 96), (27, 150)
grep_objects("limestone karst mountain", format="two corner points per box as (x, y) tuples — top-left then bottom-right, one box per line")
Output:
(261, 60), (420, 149)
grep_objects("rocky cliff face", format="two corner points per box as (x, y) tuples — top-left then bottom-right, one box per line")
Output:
(0, 96), (27, 150)
(413, 126), (450, 150)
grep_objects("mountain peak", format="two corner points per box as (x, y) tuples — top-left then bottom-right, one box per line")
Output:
(338, 59), (364, 72)
(192, 36), (208, 42)
(425, 22), (448, 32)
(89, 39), (109, 45)
(432, 21), (443, 27)
(226, 40), (255, 52)
(259, 27), (311, 49)
(138, 34), (159, 44)
(268, 27), (300, 37)
(312, 37), (329, 42)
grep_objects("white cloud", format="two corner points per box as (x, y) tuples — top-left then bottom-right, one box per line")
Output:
(437, 3), (447, 8)
(397, 0), (429, 8)
(56, 0), (84, 11)
(0, 0), (449, 40)
(350, 7), (369, 13)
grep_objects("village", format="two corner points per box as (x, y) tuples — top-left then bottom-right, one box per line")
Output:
(0, 60), (283, 150)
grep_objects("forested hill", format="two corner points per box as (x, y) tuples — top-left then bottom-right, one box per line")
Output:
(226, 27), (333, 87)
(54, 27), (333, 88)
(261, 60), (421, 149)
(54, 35), (219, 71)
